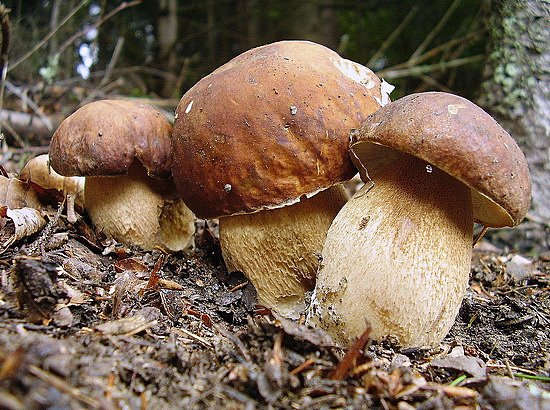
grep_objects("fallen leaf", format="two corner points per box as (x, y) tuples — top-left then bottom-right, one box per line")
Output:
(0, 207), (46, 249)
(0, 175), (42, 210)
(431, 346), (486, 380)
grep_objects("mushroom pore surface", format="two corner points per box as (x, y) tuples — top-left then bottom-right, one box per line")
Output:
(309, 154), (473, 347)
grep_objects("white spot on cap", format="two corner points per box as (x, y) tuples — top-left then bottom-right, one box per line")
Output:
(331, 57), (377, 89)
(185, 100), (194, 114)
(447, 104), (466, 115)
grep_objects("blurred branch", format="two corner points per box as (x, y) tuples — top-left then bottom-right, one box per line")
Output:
(0, 4), (10, 139)
(5, 81), (53, 130)
(8, 0), (88, 73)
(81, 36), (125, 105)
(56, 0), (142, 57)
(387, 29), (485, 73)
(49, 0), (61, 58)
(378, 55), (485, 80)
(367, 5), (418, 68)
(407, 0), (462, 64)
(0, 109), (62, 141)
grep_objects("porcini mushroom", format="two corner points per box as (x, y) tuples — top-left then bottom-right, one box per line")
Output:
(171, 41), (392, 318)
(49, 100), (195, 252)
(309, 92), (531, 347)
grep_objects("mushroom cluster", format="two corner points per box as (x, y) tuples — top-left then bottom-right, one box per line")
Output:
(171, 40), (392, 318)
(42, 41), (531, 349)
(308, 92), (531, 347)
(49, 100), (195, 252)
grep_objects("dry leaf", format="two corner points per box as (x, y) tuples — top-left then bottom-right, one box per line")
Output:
(0, 175), (42, 210)
(0, 207), (46, 250)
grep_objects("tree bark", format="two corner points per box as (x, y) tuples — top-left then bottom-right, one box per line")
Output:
(156, 0), (178, 98)
(478, 0), (550, 223)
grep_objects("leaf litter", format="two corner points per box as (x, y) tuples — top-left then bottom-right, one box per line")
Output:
(0, 190), (548, 409)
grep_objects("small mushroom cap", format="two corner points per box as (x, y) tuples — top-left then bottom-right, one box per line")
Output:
(172, 40), (389, 219)
(49, 100), (173, 178)
(350, 92), (531, 227)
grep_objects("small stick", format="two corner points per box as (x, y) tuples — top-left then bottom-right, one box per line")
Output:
(172, 327), (212, 348)
(29, 365), (100, 408)
(486, 363), (537, 375)
(228, 281), (249, 292)
(472, 225), (489, 247)
(214, 324), (251, 363)
(289, 358), (315, 376)
(329, 325), (371, 380)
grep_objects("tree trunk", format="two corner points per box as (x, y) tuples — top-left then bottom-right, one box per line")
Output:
(157, 0), (178, 98)
(478, 0), (549, 224)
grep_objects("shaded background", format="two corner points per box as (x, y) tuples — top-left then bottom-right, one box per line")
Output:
(2, 0), (549, 230)
(6, 0), (487, 100)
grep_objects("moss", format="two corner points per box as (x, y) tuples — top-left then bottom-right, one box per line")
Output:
(480, 0), (545, 118)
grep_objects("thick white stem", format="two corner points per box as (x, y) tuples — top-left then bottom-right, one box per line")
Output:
(310, 155), (473, 347)
(219, 184), (348, 319)
(85, 162), (195, 252)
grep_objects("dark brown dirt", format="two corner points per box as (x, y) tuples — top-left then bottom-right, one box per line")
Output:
(0, 203), (548, 409)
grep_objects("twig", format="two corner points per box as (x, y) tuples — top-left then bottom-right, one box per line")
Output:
(100, 36), (125, 87)
(367, 5), (418, 68)
(28, 365), (101, 408)
(228, 281), (249, 292)
(0, 109), (62, 141)
(473, 225), (489, 247)
(0, 5), (10, 139)
(5, 81), (53, 130)
(49, 0), (62, 58)
(289, 357), (315, 376)
(171, 326), (213, 348)
(56, 1), (142, 58)
(378, 55), (485, 80)
(504, 359), (515, 380)
(415, 74), (454, 93)
(214, 323), (252, 363)
(8, 0), (88, 72)
(408, 0), (462, 64)
(122, 319), (158, 337)
(486, 363), (537, 375)
(329, 325), (371, 380)
(0, 119), (26, 148)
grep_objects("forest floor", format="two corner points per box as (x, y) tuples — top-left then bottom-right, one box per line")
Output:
(0, 155), (548, 409)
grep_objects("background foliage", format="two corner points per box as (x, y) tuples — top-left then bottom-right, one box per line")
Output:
(3, 0), (488, 107)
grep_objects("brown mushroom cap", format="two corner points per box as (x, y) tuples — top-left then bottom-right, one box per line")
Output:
(172, 40), (388, 219)
(49, 100), (173, 178)
(350, 92), (531, 228)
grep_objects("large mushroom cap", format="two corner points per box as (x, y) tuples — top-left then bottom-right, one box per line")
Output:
(172, 40), (390, 219)
(49, 100), (173, 178)
(350, 92), (531, 228)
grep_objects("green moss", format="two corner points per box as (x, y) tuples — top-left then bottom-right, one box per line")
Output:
(481, 0), (544, 118)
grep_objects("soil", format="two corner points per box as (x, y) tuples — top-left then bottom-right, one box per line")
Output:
(0, 182), (548, 409)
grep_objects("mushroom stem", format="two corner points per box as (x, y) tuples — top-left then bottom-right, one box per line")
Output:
(219, 184), (349, 319)
(84, 161), (195, 252)
(309, 154), (473, 347)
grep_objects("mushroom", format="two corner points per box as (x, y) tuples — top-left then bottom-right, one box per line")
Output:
(19, 154), (85, 208)
(309, 92), (531, 347)
(171, 41), (392, 318)
(49, 100), (195, 252)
